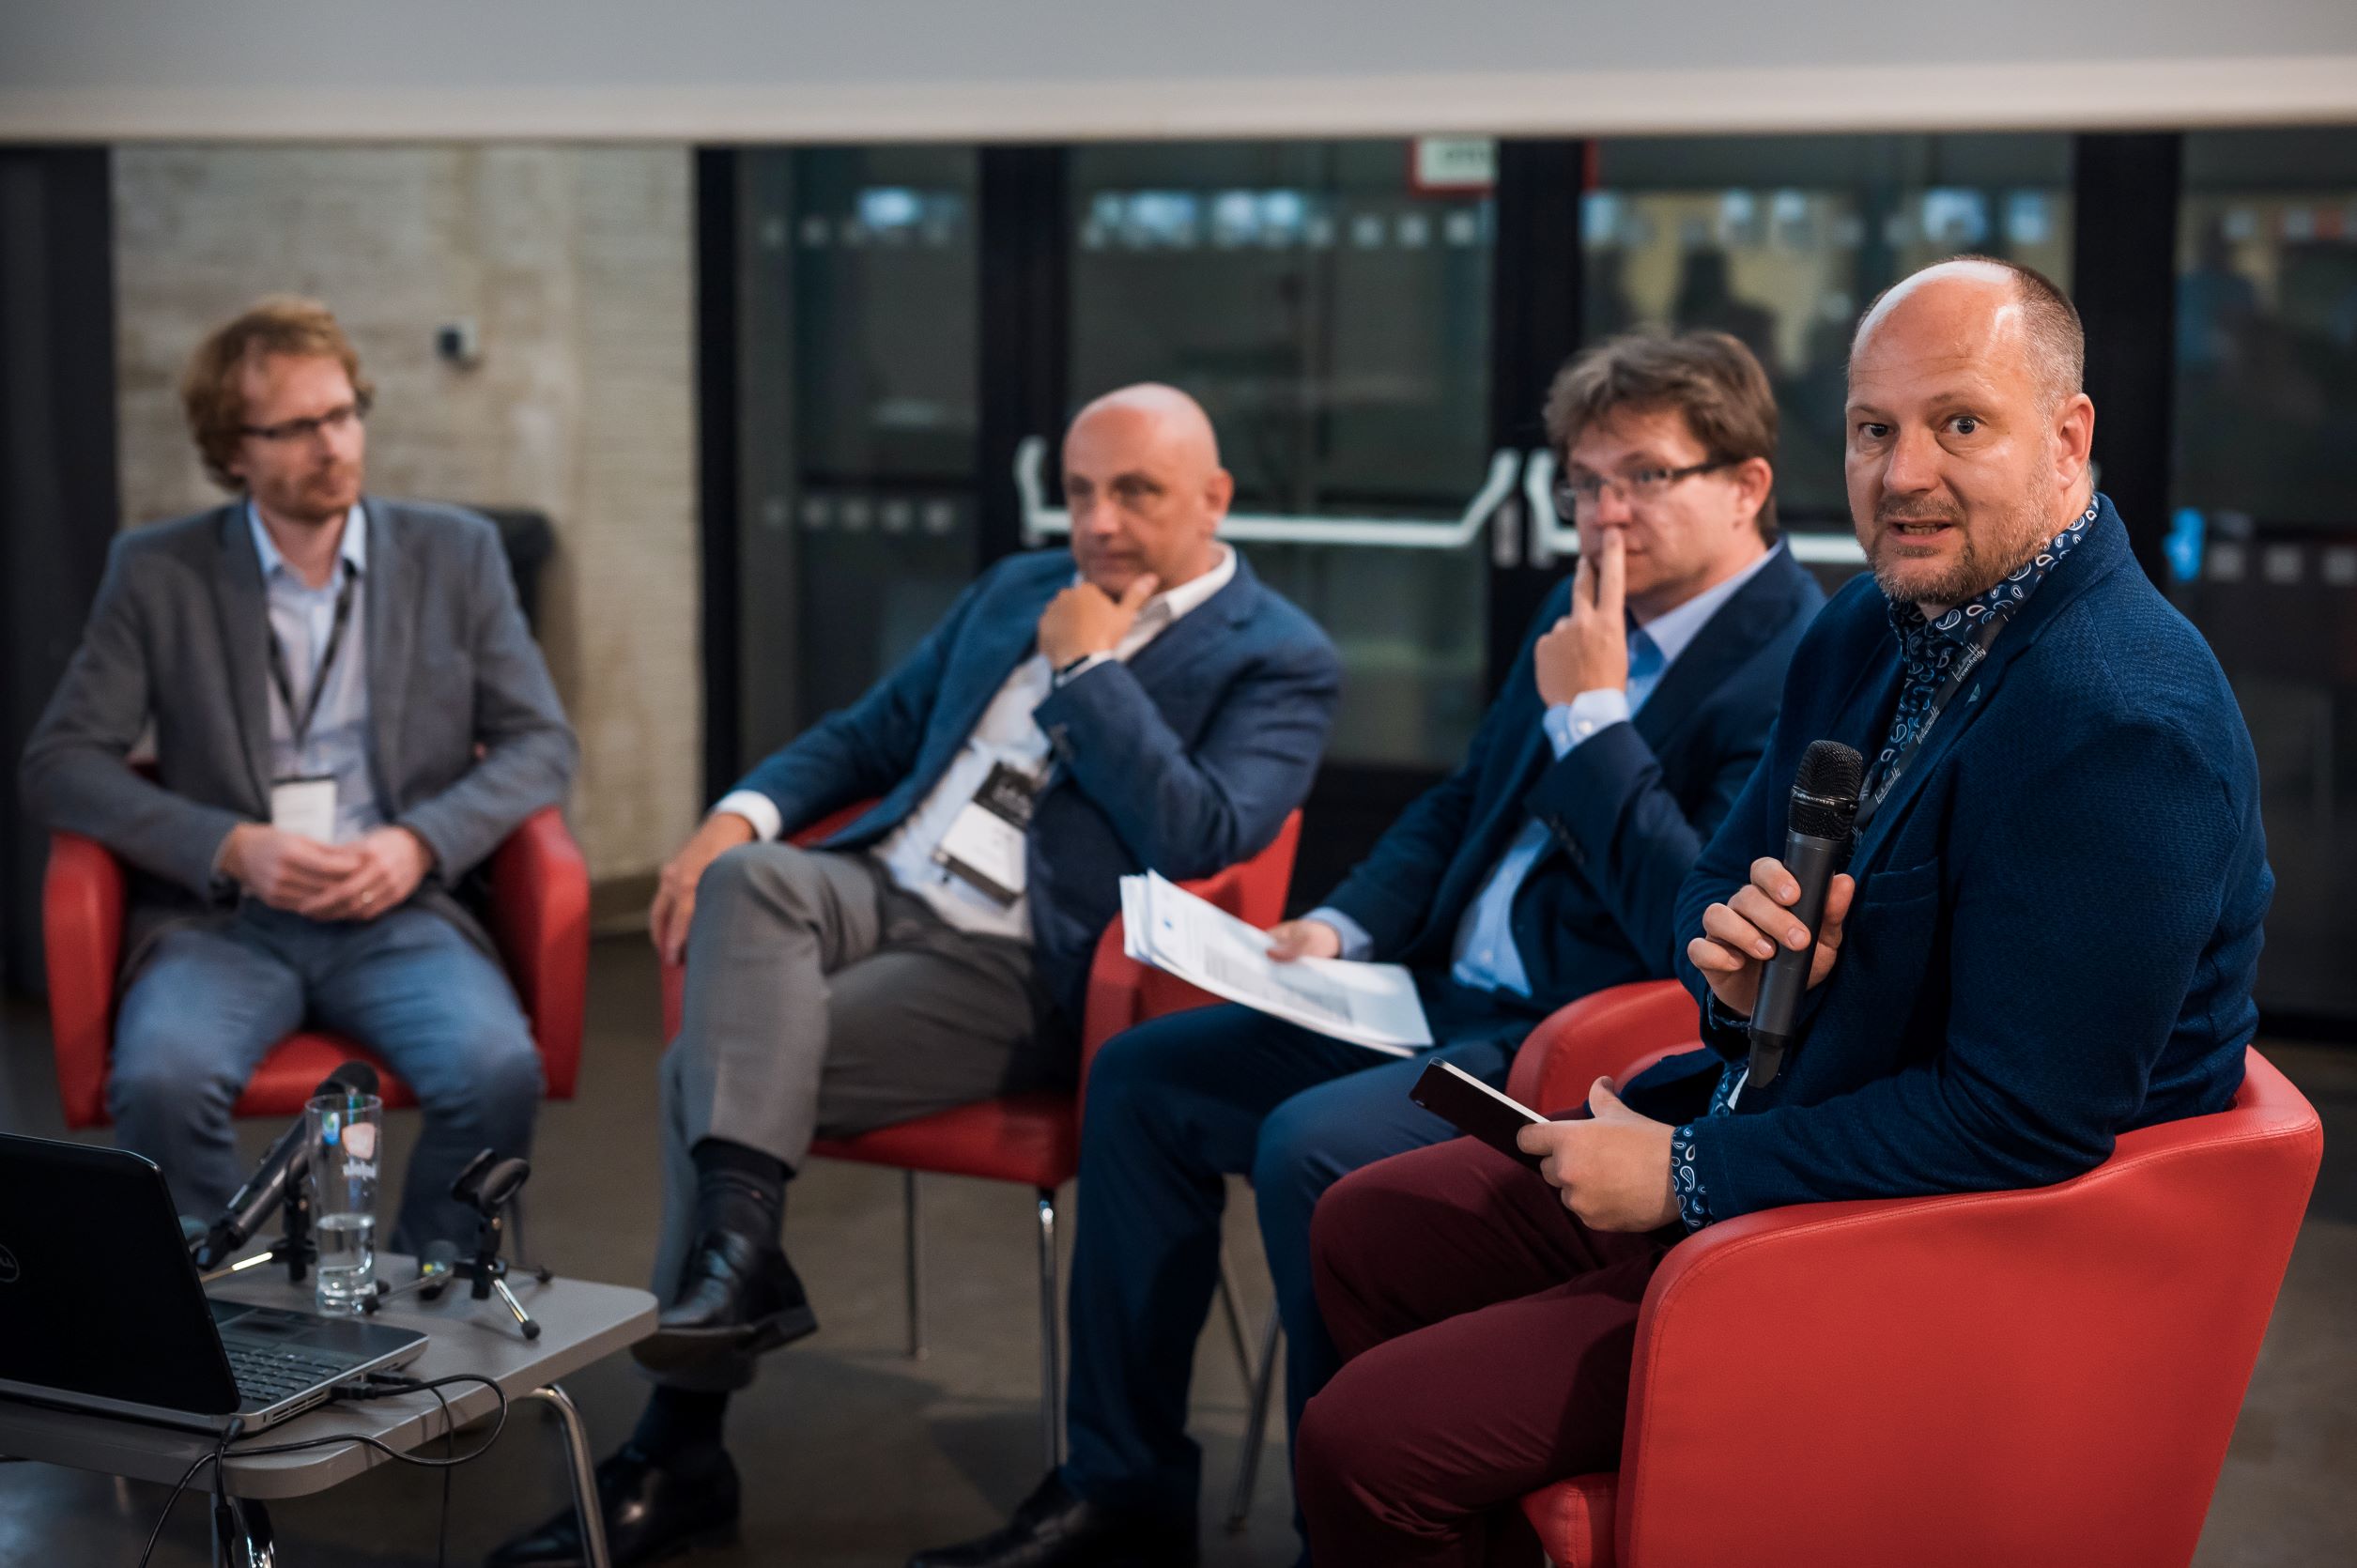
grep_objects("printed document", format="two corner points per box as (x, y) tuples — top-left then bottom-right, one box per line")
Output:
(1117, 871), (1432, 1055)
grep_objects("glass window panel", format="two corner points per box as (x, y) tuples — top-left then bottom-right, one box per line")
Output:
(736, 147), (980, 757)
(2168, 129), (2357, 1021)
(1584, 134), (2075, 546)
(1067, 141), (1494, 767)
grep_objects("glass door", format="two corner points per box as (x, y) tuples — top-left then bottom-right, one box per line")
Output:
(1047, 139), (1510, 772)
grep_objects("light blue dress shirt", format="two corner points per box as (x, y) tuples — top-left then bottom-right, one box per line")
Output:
(1313, 546), (1782, 996)
(249, 504), (384, 843)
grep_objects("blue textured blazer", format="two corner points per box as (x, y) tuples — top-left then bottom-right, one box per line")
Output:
(1653, 497), (2272, 1222)
(1321, 544), (1824, 1007)
(729, 548), (1341, 1024)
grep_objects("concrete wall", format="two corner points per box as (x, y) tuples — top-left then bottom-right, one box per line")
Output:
(112, 145), (701, 887)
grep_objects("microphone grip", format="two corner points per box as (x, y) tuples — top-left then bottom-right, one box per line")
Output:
(1748, 827), (1846, 1064)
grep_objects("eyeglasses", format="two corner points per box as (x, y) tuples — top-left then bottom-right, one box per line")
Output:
(240, 393), (372, 444)
(1552, 457), (1736, 518)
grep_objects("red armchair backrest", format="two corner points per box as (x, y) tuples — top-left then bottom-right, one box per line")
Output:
(1504, 978), (1700, 1115)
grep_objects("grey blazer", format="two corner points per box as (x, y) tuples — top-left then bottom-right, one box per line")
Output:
(20, 497), (579, 976)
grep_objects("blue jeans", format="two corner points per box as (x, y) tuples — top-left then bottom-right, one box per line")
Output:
(108, 902), (543, 1253)
(1058, 981), (1540, 1541)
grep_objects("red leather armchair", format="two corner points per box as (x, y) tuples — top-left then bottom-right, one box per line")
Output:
(1509, 983), (2324, 1568)
(658, 806), (1302, 1467)
(43, 807), (592, 1128)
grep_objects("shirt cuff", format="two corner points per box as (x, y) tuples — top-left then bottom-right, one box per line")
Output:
(712, 790), (782, 842)
(1543, 688), (1634, 757)
(1671, 1121), (1714, 1232)
(1305, 905), (1377, 962)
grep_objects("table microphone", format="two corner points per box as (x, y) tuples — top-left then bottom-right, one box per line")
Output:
(1746, 741), (1862, 1089)
(190, 1060), (381, 1269)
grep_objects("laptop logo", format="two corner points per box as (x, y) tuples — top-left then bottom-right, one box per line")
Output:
(0, 1244), (19, 1284)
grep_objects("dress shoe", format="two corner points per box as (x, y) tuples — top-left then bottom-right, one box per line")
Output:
(631, 1229), (817, 1373)
(486, 1443), (737, 1567)
(906, 1472), (1196, 1568)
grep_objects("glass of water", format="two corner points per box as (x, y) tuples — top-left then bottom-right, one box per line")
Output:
(305, 1088), (384, 1314)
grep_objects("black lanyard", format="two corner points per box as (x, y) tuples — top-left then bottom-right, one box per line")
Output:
(266, 570), (359, 751)
(1854, 607), (2010, 833)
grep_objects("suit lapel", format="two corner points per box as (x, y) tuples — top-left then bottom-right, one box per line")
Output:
(1632, 546), (1809, 753)
(210, 505), (274, 808)
(1121, 553), (1257, 692)
(362, 500), (410, 801)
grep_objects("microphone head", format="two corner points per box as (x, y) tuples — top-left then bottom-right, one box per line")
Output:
(316, 1060), (381, 1099)
(1788, 741), (1864, 838)
(420, 1238), (461, 1276)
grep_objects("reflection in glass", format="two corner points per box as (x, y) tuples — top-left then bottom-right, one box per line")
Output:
(737, 147), (980, 757)
(2167, 130), (2357, 1020)
(1583, 135), (2075, 539)
(1068, 142), (1496, 768)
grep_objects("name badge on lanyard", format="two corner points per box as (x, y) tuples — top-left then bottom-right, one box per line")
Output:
(933, 761), (1043, 907)
(265, 571), (358, 843)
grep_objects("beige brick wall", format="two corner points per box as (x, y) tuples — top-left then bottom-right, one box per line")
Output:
(112, 145), (701, 885)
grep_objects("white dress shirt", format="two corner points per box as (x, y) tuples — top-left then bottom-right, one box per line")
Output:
(716, 545), (1238, 942)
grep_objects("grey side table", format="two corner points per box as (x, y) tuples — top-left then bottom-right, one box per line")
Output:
(0, 1257), (655, 1566)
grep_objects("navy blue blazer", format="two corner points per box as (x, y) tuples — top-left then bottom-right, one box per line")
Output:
(1655, 497), (2272, 1222)
(1321, 544), (1824, 1009)
(729, 549), (1342, 1024)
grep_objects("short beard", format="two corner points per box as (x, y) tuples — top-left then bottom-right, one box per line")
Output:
(1868, 484), (2050, 607)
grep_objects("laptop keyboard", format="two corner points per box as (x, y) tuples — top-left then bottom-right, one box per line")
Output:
(223, 1343), (355, 1407)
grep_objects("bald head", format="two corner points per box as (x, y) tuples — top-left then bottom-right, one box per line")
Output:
(1853, 255), (2084, 412)
(1842, 257), (2097, 611)
(1062, 382), (1232, 597)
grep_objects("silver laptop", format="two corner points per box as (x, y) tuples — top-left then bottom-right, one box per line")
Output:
(0, 1132), (427, 1432)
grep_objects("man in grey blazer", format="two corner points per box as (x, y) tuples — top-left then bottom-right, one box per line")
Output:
(20, 296), (578, 1252)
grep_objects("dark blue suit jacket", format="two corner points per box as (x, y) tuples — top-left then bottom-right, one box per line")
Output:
(729, 549), (1342, 1023)
(1322, 545), (1824, 1010)
(1656, 497), (2272, 1222)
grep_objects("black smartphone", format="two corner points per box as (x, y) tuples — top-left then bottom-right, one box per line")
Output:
(1410, 1059), (1548, 1175)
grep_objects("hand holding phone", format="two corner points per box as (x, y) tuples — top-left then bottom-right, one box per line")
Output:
(1409, 1059), (1548, 1175)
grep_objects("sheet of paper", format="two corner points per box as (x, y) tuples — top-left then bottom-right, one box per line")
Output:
(1116, 871), (1432, 1055)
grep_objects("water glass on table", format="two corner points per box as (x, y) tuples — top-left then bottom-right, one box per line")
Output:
(305, 1087), (384, 1314)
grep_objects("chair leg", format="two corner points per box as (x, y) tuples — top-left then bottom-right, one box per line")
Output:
(1036, 1188), (1064, 1470)
(1225, 1307), (1285, 1531)
(904, 1170), (927, 1360)
(1216, 1245), (1256, 1388)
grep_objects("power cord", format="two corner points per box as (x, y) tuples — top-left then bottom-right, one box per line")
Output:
(132, 1376), (506, 1568)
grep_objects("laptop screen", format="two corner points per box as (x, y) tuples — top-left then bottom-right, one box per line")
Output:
(0, 1135), (241, 1415)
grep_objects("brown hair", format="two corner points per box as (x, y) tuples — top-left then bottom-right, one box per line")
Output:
(180, 295), (373, 491)
(1543, 329), (1780, 540)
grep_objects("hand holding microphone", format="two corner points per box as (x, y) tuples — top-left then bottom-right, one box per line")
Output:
(1687, 742), (1863, 1085)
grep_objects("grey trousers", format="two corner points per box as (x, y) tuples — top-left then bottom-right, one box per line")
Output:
(650, 842), (1067, 1389)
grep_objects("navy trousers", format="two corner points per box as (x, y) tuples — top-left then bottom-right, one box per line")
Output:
(1058, 979), (1542, 1537)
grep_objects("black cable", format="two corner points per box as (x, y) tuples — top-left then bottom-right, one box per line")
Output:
(422, 1380), (455, 1568)
(132, 1377), (506, 1567)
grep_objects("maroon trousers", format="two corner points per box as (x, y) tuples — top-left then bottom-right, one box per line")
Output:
(1297, 1135), (1678, 1566)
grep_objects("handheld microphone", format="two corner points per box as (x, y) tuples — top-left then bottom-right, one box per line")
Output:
(1746, 741), (1863, 1089)
(415, 1238), (461, 1301)
(190, 1061), (381, 1269)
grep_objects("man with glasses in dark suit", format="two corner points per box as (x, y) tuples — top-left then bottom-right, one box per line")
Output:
(914, 331), (1826, 1568)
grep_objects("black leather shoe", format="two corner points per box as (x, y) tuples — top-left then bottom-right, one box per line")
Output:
(906, 1472), (1196, 1568)
(631, 1229), (818, 1373)
(485, 1443), (737, 1568)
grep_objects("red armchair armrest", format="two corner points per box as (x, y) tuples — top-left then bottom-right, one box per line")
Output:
(42, 831), (128, 1130)
(488, 806), (592, 1100)
(1504, 979), (1701, 1115)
